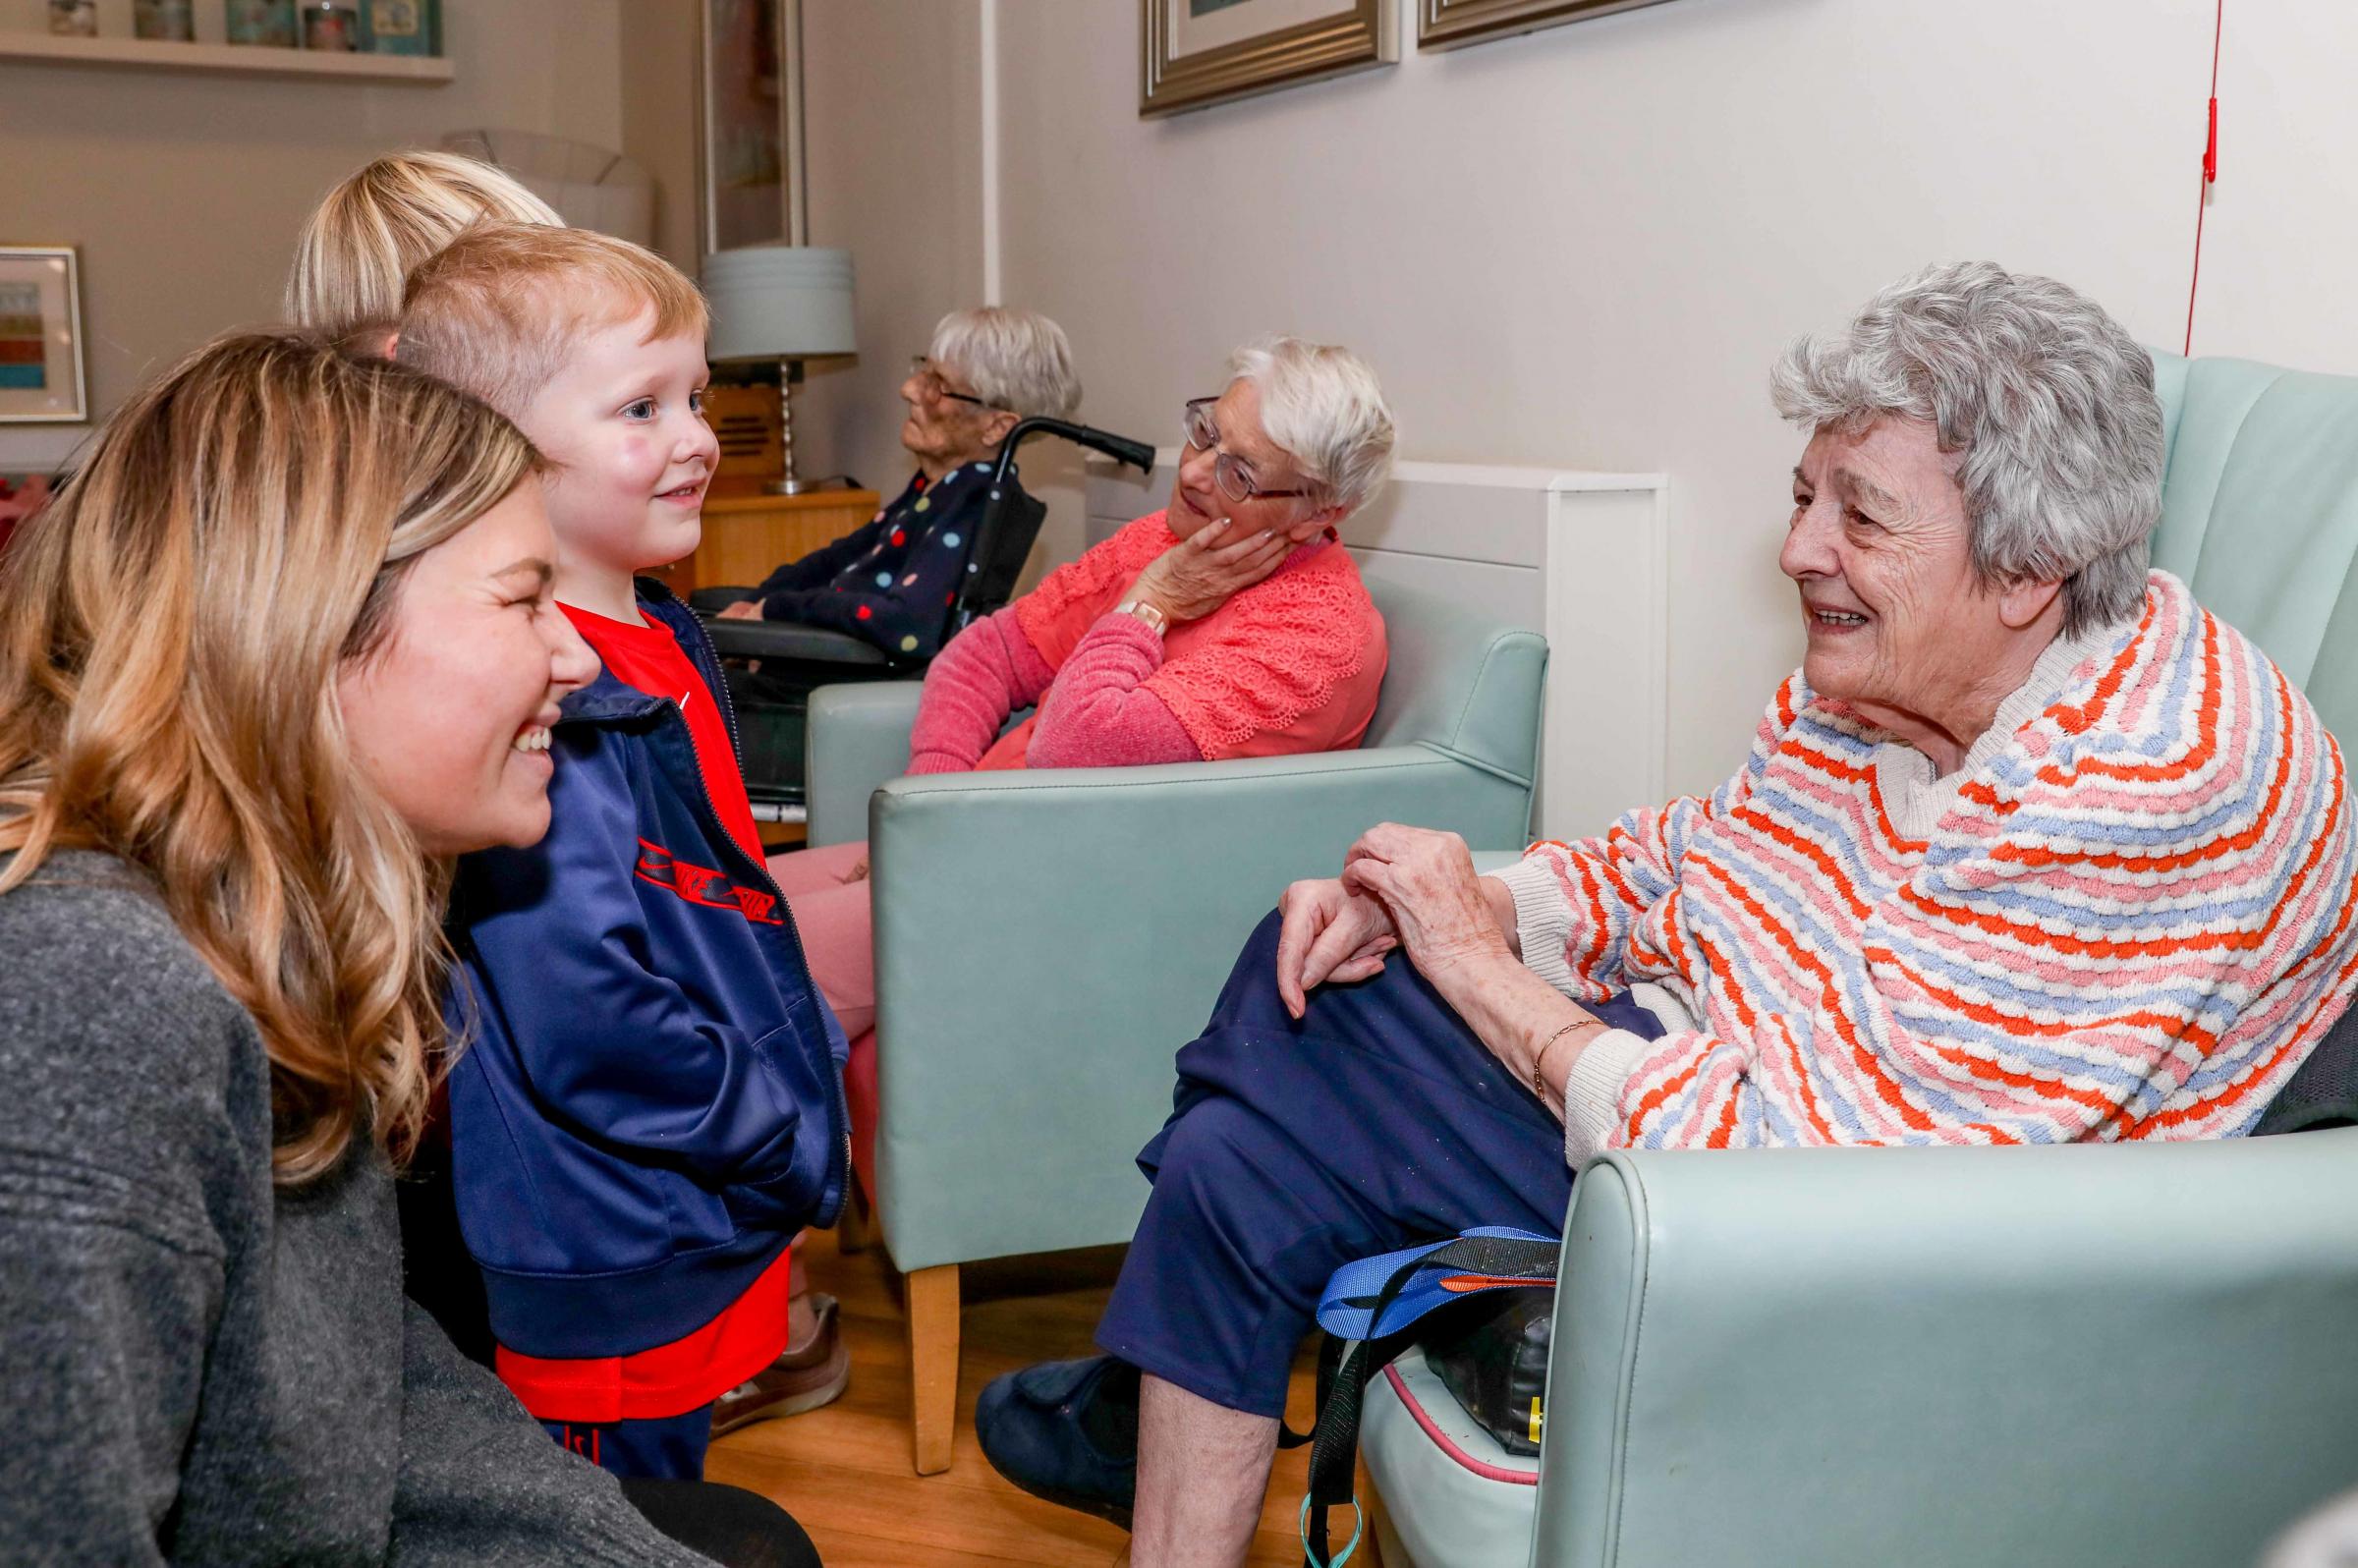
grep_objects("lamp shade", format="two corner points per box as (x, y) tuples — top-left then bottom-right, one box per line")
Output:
(702, 245), (858, 363)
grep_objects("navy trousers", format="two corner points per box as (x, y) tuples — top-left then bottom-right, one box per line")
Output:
(1095, 910), (1661, 1418)
(544, 1407), (715, 1481)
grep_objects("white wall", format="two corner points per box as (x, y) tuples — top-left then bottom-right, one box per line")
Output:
(0, 0), (625, 469)
(803, 0), (2358, 802)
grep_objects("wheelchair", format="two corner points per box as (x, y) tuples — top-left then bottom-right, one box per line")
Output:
(693, 417), (1155, 819)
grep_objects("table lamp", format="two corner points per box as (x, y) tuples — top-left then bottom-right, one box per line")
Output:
(702, 244), (857, 495)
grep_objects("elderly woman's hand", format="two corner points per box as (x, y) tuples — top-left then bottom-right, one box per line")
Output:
(1274, 877), (1398, 1020)
(1127, 523), (1294, 624)
(715, 599), (763, 621)
(1339, 824), (1514, 975)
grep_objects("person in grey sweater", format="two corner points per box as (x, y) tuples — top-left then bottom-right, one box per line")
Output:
(0, 333), (818, 1567)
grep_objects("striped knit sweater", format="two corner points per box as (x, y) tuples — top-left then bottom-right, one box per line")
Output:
(1495, 571), (2358, 1165)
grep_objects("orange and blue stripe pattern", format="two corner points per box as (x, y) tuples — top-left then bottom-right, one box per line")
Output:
(1522, 572), (2358, 1151)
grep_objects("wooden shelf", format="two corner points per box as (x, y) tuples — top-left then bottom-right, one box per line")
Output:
(0, 30), (452, 83)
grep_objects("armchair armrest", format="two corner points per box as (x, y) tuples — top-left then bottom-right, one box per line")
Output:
(1538, 1131), (2358, 1567)
(805, 681), (924, 846)
(865, 744), (1537, 1271)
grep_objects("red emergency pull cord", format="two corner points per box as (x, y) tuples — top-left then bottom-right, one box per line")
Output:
(2185, 0), (2223, 356)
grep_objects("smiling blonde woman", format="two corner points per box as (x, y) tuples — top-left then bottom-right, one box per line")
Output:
(0, 332), (815, 1567)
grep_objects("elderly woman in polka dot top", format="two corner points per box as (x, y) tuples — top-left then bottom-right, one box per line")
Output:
(765, 335), (1397, 1243)
(715, 306), (1081, 659)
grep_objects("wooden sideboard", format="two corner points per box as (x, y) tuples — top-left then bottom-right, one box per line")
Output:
(646, 483), (884, 598)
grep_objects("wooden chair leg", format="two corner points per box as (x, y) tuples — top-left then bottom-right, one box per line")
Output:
(906, 1261), (961, 1476)
(835, 1176), (872, 1255)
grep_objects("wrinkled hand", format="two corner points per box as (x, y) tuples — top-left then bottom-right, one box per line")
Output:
(1274, 876), (1399, 1020)
(1127, 523), (1293, 624)
(845, 854), (870, 883)
(1339, 824), (1509, 975)
(714, 599), (764, 621)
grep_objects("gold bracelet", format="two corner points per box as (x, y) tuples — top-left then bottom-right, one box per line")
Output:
(1531, 1017), (1600, 1100)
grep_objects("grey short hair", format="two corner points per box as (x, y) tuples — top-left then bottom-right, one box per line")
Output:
(1229, 336), (1395, 515)
(1769, 260), (2164, 637)
(929, 307), (1082, 420)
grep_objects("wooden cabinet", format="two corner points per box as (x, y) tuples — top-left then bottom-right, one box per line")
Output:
(649, 483), (884, 597)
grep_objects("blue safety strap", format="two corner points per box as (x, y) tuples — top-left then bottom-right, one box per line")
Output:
(1298, 1226), (1560, 1566)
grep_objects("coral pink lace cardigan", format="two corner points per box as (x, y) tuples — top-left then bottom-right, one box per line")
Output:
(906, 511), (1387, 773)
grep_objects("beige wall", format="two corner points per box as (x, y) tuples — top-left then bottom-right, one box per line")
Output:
(794, 0), (984, 500)
(618, 0), (702, 269)
(0, 0), (625, 469)
(802, 0), (2358, 801)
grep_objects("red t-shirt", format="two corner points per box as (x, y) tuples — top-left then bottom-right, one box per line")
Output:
(561, 603), (764, 866)
(498, 602), (783, 1423)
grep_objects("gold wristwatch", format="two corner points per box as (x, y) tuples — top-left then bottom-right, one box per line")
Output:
(1114, 598), (1170, 638)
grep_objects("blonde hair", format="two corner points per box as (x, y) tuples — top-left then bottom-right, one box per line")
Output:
(0, 331), (543, 1185)
(396, 221), (707, 419)
(288, 150), (563, 335)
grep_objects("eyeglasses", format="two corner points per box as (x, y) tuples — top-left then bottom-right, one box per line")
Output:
(910, 356), (1005, 414)
(1183, 397), (1312, 506)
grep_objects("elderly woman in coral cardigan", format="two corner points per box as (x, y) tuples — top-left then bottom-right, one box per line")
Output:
(766, 334), (1395, 1214)
(979, 262), (2358, 1568)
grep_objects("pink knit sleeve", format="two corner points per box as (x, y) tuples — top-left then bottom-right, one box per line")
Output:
(906, 608), (1057, 774)
(1025, 614), (1204, 769)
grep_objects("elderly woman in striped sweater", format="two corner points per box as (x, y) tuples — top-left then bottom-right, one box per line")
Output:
(980, 261), (2358, 1568)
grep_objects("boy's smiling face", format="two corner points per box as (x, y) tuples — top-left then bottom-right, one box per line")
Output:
(520, 305), (718, 597)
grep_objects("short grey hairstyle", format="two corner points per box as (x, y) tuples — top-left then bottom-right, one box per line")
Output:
(1769, 260), (2164, 637)
(929, 306), (1082, 420)
(1229, 336), (1396, 515)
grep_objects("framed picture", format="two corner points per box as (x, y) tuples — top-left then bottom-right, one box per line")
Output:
(1417, 0), (1671, 51)
(1142, 0), (1397, 119)
(700, 0), (804, 257)
(0, 248), (86, 425)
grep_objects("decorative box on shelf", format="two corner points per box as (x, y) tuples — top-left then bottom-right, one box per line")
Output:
(0, 0), (450, 81)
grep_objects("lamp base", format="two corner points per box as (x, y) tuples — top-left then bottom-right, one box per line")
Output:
(761, 474), (849, 496)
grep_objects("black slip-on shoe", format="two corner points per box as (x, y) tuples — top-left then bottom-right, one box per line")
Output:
(975, 1355), (1140, 1532)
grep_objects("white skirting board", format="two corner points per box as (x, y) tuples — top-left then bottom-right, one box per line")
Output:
(1087, 456), (1668, 842)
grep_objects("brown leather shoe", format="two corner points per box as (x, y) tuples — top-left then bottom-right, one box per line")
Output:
(711, 1294), (850, 1434)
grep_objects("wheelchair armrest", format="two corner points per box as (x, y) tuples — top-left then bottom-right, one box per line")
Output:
(703, 618), (891, 666)
(806, 681), (926, 846)
(689, 586), (758, 614)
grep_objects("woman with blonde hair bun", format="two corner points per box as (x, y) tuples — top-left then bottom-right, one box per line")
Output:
(0, 331), (818, 1567)
(287, 148), (561, 335)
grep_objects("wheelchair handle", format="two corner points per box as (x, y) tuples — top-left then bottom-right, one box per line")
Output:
(990, 418), (1156, 484)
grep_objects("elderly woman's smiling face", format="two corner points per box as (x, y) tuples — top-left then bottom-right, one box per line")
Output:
(1781, 415), (2063, 765)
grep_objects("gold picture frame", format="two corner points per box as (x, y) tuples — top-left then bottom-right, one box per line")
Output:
(1417, 0), (1671, 51)
(1141, 0), (1397, 119)
(0, 247), (86, 426)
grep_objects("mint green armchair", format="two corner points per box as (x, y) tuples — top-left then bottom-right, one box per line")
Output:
(804, 579), (1545, 1471)
(1363, 352), (2358, 1566)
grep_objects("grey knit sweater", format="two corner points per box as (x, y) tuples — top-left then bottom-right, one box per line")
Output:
(0, 853), (714, 1566)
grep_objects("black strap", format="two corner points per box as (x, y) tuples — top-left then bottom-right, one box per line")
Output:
(1298, 1235), (1559, 1565)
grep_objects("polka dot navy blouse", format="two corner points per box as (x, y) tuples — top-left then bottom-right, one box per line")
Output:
(751, 463), (1015, 660)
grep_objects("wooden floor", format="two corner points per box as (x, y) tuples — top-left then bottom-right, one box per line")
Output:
(704, 1224), (1339, 1568)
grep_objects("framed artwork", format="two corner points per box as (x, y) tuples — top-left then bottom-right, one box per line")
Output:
(700, 0), (804, 257)
(1417, 0), (1672, 51)
(1141, 0), (1397, 119)
(0, 248), (85, 425)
